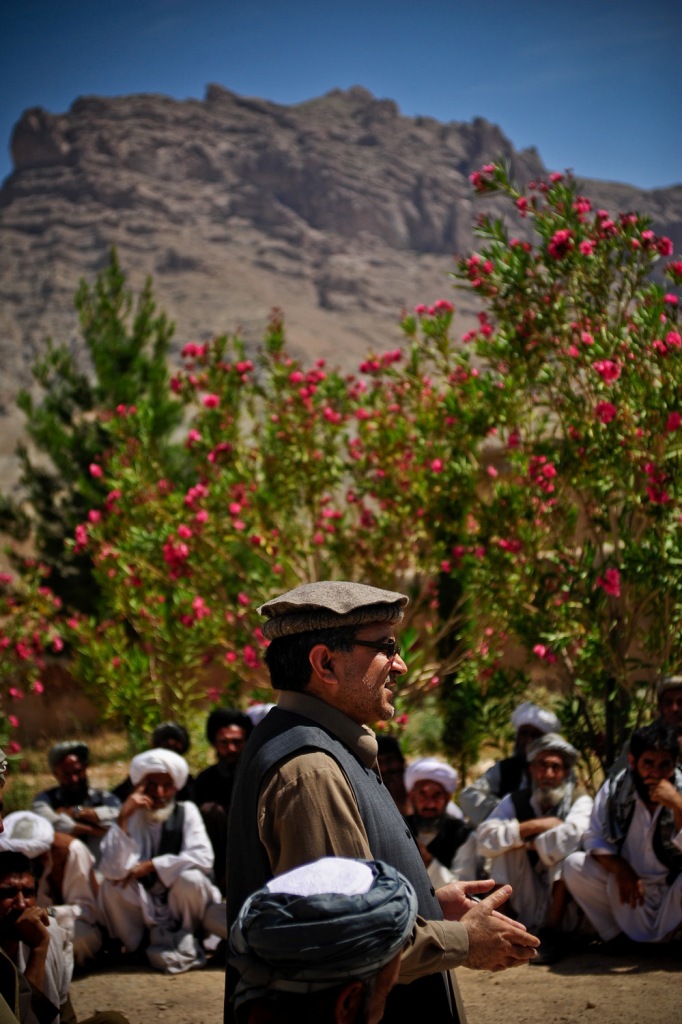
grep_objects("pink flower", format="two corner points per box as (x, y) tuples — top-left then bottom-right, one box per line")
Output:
(581, 331), (594, 346)
(32, 681), (45, 694)
(596, 567), (621, 597)
(192, 596), (211, 620)
(595, 401), (617, 424)
(579, 240), (595, 256)
(87, 509), (102, 524)
(516, 197), (529, 217)
(666, 331), (681, 348)
(202, 393), (220, 408)
(665, 412), (681, 432)
(243, 645), (259, 669)
(533, 644), (557, 663)
(593, 360), (621, 384)
(177, 524), (193, 539)
(237, 592), (250, 607)
(430, 459), (444, 473)
(548, 229), (573, 259)
(185, 429), (202, 447)
(657, 236), (674, 256)
(89, 463), (102, 478)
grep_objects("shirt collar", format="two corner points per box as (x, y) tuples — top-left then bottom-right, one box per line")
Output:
(277, 691), (378, 769)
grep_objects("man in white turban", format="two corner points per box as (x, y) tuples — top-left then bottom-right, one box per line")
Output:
(459, 701), (562, 825)
(97, 748), (222, 973)
(477, 734), (593, 960)
(403, 759), (478, 887)
(0, 811), (101, 966)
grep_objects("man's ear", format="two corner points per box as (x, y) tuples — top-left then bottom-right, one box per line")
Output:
(309, 644), (341, 688)
(335, 980), (364, 1024)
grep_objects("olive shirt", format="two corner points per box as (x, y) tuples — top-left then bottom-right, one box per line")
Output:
(257, 691), (470, 983)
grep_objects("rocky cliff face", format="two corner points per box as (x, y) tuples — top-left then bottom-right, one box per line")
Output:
(1, 84), (681, 479)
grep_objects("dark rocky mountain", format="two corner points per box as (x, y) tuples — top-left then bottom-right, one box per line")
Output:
(1, 84), (681, 481)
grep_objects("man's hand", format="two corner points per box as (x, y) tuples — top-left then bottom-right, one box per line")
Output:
(613, 860), (645, 908)
(114, 859), (156, 887)
(118, 786), (152, 831)
(460, 886), (540, 971)
(519, 816), (563, 839)
(437, 878), (497, 921)
(14, 906), (51, 950)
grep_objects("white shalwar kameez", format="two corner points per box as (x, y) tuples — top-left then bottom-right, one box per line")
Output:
(16, 920), (72, 1024)
(477, 791), (593, 932)
(97, 800), (220, 972)
(38, 838), (102, 966)
(562, 782), (682, 942)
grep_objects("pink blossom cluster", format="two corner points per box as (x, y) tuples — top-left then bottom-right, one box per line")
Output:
(593, 360), (621, 384)
(528, 455), (558, 494)
(414, 299), (455, 317)
(596, 567), (621, 597)
(468, 164), (497, 193)
(162, 534), (191, 579)
(644, 463), (670, 505)
(547, 230), (573, 260)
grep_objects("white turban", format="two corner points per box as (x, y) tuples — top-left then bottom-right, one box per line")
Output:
(526, 732), (578, 768)
(404, 757), (459, 795)
(129, 748), (189, 791)
(0, 811), (54, 858)
(510, 701), (560, 735)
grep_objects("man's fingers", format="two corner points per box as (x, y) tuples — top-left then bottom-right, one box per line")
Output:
(480, 884), (512, 911)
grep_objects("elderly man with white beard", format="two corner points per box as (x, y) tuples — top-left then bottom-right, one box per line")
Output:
(476, 733), (593, 961)
(97, 748), (222, 973)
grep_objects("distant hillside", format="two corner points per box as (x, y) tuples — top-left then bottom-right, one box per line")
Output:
(1, 83), (681, 482)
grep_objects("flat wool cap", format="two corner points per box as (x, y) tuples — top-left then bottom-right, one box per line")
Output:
(258, 581), (408, 639)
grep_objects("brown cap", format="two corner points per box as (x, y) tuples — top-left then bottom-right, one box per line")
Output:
(258, 581), (408, 640)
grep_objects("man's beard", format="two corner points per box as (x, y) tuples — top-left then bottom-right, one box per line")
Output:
(63, 780), (88, 802)
(413, 813), (447, 833)
(143, 800), (176, 824)
(533, 780), (569, 813)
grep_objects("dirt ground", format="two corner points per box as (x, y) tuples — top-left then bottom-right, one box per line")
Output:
(71, 941), (681, 1024)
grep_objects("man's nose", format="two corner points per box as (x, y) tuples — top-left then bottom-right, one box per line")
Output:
(391, 653), (408, 675)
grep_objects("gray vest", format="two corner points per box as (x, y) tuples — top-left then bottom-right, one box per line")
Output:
(225, 706), (463, 1023)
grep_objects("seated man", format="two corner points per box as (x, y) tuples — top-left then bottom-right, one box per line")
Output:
(32, 743), (120, 861)
(228, 856), (418, 1024)
(97, 747), (221, 973)
(112, 722), (195, 803)
(477, 733), (593, 954)
(563, 722), (682, 945)
(377, 736), (411, 816)
(194, 709), (253, 895)
(0, 812), (101, 968)
(459, 701), (561, 824)
(404, 758), (477, 887)
(0, 850), (127, 1024)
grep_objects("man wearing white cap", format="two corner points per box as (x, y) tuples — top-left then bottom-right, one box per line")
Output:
(477, 734), (592, 957)
(0, 811), (101, 967)
(404, 758), (478, 888)
(226, 581), (540, 1024)
(229, 856), (418, 1024)
(97, 748), (221, 972)
(459, 701), (561, 825)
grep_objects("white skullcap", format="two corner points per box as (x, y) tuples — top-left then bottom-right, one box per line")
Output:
(0, 811), (55, 858)
(404, 757), (459, 795)
(510, 701), (560, 734)
(129, 748), (189, 791)
(245, 703), (276, 727)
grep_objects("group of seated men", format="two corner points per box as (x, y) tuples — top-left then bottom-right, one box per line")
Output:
(0, 703), (277, 1014)
(378, 680), (682, 963)
(0, 676), (680, 1019)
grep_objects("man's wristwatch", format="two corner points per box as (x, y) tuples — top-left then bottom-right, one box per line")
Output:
(73, 805), (83, 818)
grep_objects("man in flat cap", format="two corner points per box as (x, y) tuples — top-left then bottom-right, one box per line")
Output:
(460, 701), (562, 825)
(97, 748), (222, 972)
(229, 856), (417, 1024)
(404, 758), (478, 888)
(226, 581), (539, 1024)
(32, 742), (120, 861)
(477, 733), (592, 960)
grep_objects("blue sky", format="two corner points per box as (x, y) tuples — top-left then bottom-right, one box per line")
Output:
(1, 0), (680, 190)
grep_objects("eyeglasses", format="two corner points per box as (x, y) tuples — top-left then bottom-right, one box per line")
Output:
(352, 638), (401, 660)
(0, 886), (37, 901)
